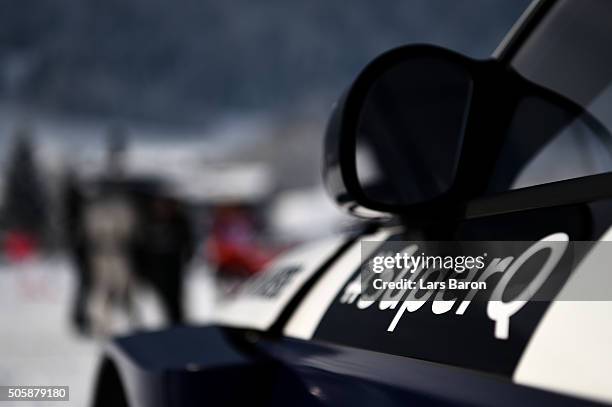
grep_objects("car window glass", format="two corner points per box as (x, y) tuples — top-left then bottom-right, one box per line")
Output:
(487, 94), (612, 194)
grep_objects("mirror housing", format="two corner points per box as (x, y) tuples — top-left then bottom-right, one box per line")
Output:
(323, 44), (593, 221)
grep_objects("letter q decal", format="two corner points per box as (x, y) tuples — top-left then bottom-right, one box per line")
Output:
(487, 233), (569, 340)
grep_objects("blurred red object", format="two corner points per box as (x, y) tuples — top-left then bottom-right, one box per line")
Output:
(207, 239), (278, 277)
(4, 231), (37, 263)
(206, 206), (280, 277)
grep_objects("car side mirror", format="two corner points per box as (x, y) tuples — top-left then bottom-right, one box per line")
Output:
(323, 44), (600, 221)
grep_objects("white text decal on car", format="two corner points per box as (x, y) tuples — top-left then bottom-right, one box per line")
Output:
(339, 233), (569, 340)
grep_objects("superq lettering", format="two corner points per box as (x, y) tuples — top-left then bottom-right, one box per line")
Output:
(339, 233), (569, 340)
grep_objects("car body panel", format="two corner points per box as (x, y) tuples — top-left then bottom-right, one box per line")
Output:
(514, 228), (612, 403)
(213, 235), (348, 331)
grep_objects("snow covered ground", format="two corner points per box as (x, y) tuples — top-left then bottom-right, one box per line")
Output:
(0, 256), (216, 406)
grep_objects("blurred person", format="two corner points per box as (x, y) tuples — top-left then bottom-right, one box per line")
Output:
(82, 128), (137, 336)
(61, 170), (91, 333)
(133, 195), (194, 324)
(84, 186), (138, 336)
(106, 125), (129, 179)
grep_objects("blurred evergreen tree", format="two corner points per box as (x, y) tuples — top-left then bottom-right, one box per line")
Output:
(2, 127), (49, 240)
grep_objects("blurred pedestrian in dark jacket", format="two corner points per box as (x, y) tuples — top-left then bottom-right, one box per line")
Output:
(62, 171), (91, 333)
(134, 196), (194, 324)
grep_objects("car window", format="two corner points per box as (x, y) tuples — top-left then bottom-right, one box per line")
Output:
(487, 0), (612, 194)
(486, 95), (612, 194)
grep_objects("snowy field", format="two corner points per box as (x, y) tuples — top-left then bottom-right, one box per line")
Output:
(0, 256), (216, 407)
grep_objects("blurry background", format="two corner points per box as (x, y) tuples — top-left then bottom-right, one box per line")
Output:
(0, 1), (529, 405)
